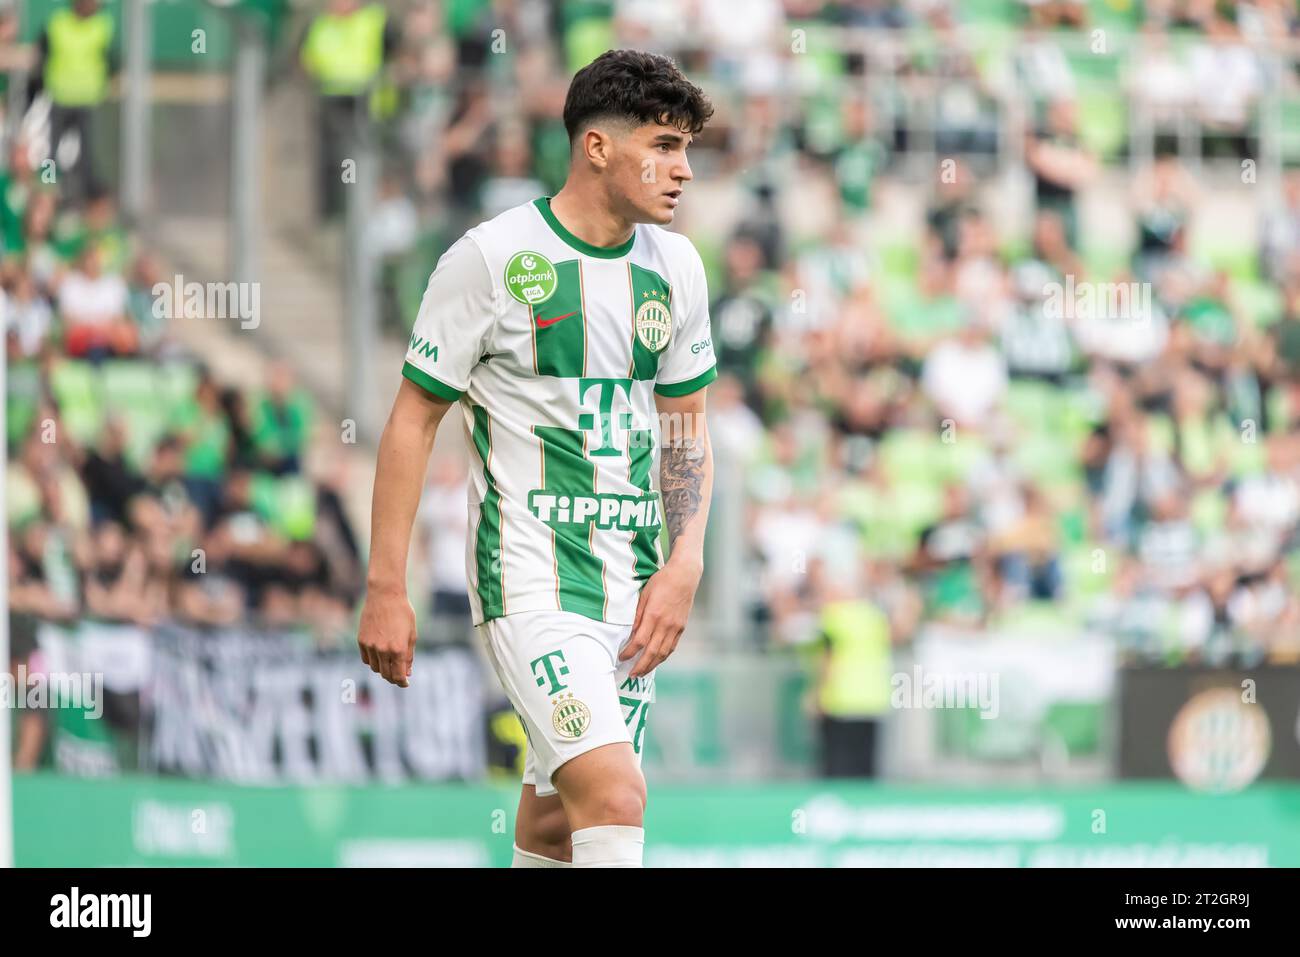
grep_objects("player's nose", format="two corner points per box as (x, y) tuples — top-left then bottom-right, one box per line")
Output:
(674, 154), (693, 184)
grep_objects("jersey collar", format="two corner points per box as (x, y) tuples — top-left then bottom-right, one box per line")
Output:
(532, 196), (636, 260)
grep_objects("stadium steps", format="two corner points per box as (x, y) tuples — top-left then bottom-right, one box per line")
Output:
(152, 216), (409, 437)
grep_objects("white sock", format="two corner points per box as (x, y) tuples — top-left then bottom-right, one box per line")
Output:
(570, 825), (644, 868)
(511, 844), (572, 868)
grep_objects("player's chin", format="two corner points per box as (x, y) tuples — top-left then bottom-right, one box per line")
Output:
(645, 201), (677, 225)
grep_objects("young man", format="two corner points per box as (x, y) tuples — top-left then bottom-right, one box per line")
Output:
(357, 50), (716, 868)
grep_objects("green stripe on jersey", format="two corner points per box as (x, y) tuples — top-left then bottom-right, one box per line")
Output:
(532, 260), (586, 378)
(628, 263), (672, 381)
(534, 425), (607, 619)
(655, 364), (718, 397)
(628, 429), (660, 581)
(471, 405), (505, 618)
(401, 361), (462, 401)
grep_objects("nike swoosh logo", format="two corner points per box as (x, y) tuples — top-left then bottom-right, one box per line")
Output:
(535, 311), (577, 329)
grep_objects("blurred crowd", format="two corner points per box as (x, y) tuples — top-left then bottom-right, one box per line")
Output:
(342, 0), (1300, 668)
(7, 0), (1300, 677)
(4, 156), (362, 655)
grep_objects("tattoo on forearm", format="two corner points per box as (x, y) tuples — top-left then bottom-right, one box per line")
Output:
(660, 436), (705, 546)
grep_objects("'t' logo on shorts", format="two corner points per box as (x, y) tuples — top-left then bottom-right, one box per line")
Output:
(530, 650), (569, 696)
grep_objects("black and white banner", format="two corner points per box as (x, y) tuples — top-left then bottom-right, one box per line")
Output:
(33, 621), (486, 784)
(143, 625), (486, 784)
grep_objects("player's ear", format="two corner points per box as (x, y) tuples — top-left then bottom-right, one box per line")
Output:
(582, 127), (612, 170)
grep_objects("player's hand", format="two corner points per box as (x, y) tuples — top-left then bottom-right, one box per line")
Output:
(620, 557), (702, 679)
(357, 586), (418, 688)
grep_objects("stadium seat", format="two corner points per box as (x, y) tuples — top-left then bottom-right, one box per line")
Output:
(958, 0), (1018, 26)
(49, 360), (104, 445)
(1064, 542), (1113, 599)
(1232, 278), (1283, 328)
(1278, 96), (1300, 164)
(6, 360), (42, 449)
(156, 363), (199, 409)
(1089, 0), (1143, 32)
(1077, 89), (1128, 162)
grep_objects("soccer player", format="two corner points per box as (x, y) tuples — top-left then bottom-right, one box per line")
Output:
(357, 49), (716, 868)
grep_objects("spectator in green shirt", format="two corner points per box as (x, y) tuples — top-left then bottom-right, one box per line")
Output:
(170, 368), (231, 525)
(252, 361), (314, 476)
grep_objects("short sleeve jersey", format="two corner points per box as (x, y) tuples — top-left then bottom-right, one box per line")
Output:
(402, 197), (717, 625)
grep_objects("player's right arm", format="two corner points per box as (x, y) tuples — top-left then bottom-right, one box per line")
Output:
(359, 379), (452, 687)
(358, 234), (498, 687)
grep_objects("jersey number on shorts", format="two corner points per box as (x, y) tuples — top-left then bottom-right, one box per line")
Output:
(619, 697), (651, 755)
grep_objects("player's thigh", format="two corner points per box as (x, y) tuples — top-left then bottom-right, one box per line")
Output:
(551, 741), (646, 829)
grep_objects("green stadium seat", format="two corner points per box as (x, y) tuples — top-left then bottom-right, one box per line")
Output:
(1145, 412), (1175, 456)
(999, 236), (1032, 264)
(1189, 236), (1257, 282)
(877, 242), (919, 281)
(49, 360), (103, 445)
(1067, 49), (1122, 87)
(6, 360), (41, 449)
(972, 26), (1019, 81)
(1226, 436), (1267, 478)
(1089, 0), (1143, 31)
(1278, 96), (1300, 164)
(886, 292), (965, 341)
(101, 361), (158, 409)
(1233, 278), (1283, 328)
(1064, 542), (1113, 597)
(1014, 433), (1083, 484)
(564, 17), (615, 74)
(1004, 380), (1054, 432)
(1081, 243), (1130, 281)
(1190, 487), (1227, 537)
(878, 430), (940, 485)
(156, 363), (199, 411)
(1077, 89), (1128, 162)
(939, 433), (990, 485)
(1267, 385), (1293, 435)
(6, 471), (42, 529)
(121, 407), (171, 473)
(999, 599), (1074, 638)
(890, 479), (945, 535)
(959, 0), (1018, 26)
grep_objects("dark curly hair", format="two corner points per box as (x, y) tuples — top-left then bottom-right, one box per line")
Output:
(563, 49), (714, 144)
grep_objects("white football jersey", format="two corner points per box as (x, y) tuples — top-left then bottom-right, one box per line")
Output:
(402, 197), (717, 625)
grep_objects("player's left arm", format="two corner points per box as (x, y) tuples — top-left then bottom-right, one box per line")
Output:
(621, 387), (713, 679)
(621, 242), (717, 679)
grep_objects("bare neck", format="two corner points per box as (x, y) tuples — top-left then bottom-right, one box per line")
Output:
(548, 182), (636, 249)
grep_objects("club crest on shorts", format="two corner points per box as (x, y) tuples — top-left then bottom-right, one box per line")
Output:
(552, 692), (591, 739)
(635, 291), (672, 353)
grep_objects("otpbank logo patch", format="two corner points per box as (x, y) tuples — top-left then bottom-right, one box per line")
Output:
(504, 251), (557, 305)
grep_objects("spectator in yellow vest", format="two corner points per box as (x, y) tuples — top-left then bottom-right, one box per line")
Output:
(35, 0), (116, 204)
(808, 562), (919, 778)
(299, 0), (400, 219)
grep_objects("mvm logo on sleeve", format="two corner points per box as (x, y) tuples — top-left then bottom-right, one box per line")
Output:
(50, 887), (151, 937)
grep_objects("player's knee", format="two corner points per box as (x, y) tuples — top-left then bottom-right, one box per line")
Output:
(587, 779), (645, 826)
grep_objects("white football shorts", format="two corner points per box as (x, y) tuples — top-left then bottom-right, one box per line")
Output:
(478, 609), (656, 797)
